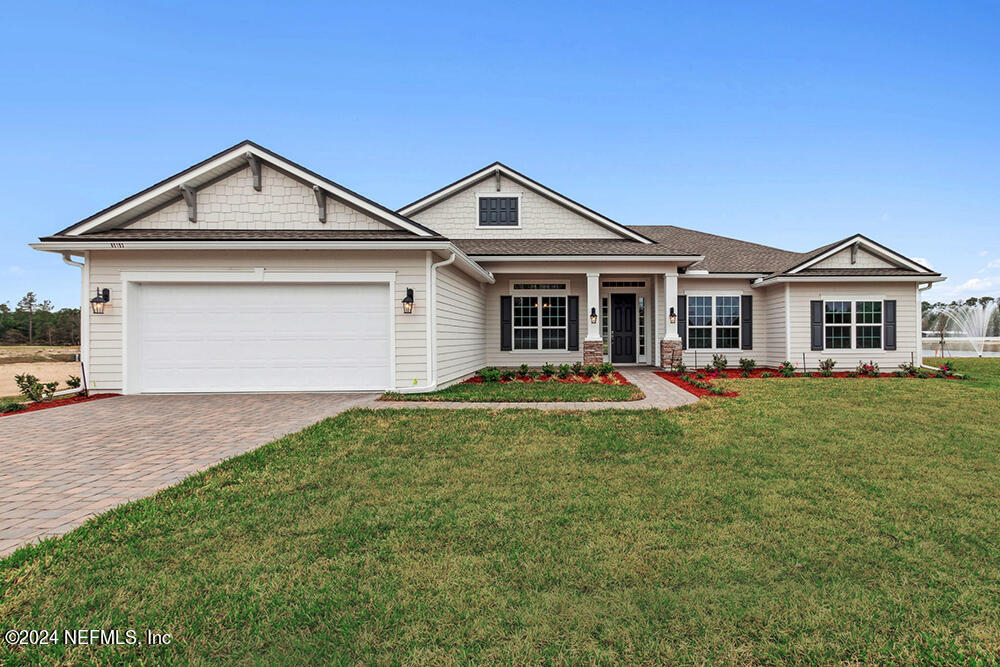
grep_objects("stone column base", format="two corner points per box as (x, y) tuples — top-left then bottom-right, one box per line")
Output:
(583, 340), (603, 365)
(660, 339), (683, 369)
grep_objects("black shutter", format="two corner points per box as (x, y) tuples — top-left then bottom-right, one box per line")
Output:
(500, 296), (512, 351)
(884, 300), (897, 350)
(741, 295), (753, 350)
(810, 300), (824, 351)
(479, 197), (518, 226)
(567, 296), (579, 351)
(677, 295), (687, 349)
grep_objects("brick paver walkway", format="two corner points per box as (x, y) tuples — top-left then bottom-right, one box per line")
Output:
(374, 368), (699, 410)
(0, 393), (373, 556)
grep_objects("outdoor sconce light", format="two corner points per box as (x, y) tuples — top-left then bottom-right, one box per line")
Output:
(401, 288), (414, 314)
(90, 288), (110, 315)
(669, 307), (677, 325)
(590, 307), (598, 324)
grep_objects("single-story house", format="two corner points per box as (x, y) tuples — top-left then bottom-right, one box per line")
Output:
(33, 141), (945, 394)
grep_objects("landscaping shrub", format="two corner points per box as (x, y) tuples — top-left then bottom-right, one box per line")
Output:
(938, 360), (956, 374)
(499, 368), (517, 381)
(819, 358), (836, 377)
(695, 372), (706, 379)
(893, 370), (908, 377)
(741, 371), (750, 378)
(66, 375), (81, 389)
(760, 371), (773, 378)
(916, 370), (930, 379)
(846, 371), (858, 378)
(674, 361), (687, 374)
(557, 364), (571, 379)
(582, 364), (598, 377)
(479, 368), (501, 383)
(571, 361), (583, 375)
(778, 361), (796, 378)
(541, 362), (556, 376)
(14, 374), (57, 402)
(856, 360), (880, 377)
(518, 364), (529, 376)
(738, 357), (756, 373)
(0, 398), (27, 413)
(526, 369), (540, 379)
(897, 362), (918, 376)
(712, 354), (728, 371)
(597, 362), (615, 376)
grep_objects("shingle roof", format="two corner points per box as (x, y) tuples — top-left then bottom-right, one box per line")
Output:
(449, 238), (699, 257)
(626, 225), (806, 273)
(40, 229), (443, 242)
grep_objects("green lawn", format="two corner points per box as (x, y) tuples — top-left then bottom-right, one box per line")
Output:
(1, 360), (998, 663)
(383, 378), (644, 402)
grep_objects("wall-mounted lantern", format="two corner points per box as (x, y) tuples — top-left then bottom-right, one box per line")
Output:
(590, 307), (598, 324)
(90, 288), (110, 315)
(401, 288), (414, 314)
(669, 307), (677, 325)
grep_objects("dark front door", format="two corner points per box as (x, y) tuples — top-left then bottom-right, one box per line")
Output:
(611, 293), (636, 363)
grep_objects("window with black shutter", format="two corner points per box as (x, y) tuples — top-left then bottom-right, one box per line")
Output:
(478, 197), (519, 227)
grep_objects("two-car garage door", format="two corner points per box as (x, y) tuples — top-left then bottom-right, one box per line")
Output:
(130, 282), (391, 393)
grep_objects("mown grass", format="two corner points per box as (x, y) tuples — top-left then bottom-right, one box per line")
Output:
(383, 379), (643, 402)
(1, 361), (998, 663)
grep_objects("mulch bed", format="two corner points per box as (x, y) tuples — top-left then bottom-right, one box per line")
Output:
(657, 367), (969, 399)
(463, 372), (632, 386)
(0, 393), (118, 418)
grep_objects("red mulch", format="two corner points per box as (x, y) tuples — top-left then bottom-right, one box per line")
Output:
(0, 393), (119, 417)
(463, 372), (632, 386)
(655, 372), (739, 398)
(657, 367), (969, 400)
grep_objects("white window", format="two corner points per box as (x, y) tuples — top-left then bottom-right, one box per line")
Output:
(688, 295), (740, 349)
(825, 300), (882, 349)
(513, 295), (567, 350)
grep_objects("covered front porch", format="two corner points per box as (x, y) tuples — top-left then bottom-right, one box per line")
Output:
(477, 260), (687, 369)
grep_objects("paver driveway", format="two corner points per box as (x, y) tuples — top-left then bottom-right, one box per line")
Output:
(0, 393), (374, 556)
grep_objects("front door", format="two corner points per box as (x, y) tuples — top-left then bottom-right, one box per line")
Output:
(611, 293), (636, 363)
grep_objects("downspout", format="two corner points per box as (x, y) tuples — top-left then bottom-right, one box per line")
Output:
(403, 252), (457, 393)
(61, 252), (88, 395)
(917, 282), (936, 369)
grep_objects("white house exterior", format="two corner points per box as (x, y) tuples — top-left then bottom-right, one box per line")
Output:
(33, 141), (945, 394)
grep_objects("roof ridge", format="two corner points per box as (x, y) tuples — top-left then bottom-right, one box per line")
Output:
(627, 224), (802, 255)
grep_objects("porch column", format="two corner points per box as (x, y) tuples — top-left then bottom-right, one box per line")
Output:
(583, 272), (602, 365)
(660, 272), (683, 368)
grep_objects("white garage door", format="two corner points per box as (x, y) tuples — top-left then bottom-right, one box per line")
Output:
(131, 282), (391, 393)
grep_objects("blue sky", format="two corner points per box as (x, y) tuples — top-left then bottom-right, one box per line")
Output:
(1, 1), (997, 308)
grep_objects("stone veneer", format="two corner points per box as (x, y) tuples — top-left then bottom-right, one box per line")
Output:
(583, 340), (603, 365)
(660, 339), (683, 369)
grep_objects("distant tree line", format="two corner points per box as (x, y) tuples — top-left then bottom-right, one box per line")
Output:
(922, 295), (999, 334)
(0, 292), (80, 345)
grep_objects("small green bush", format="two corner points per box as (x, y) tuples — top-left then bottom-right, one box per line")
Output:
(499, 368), (517, 381)
(582, 364), (598, 377)
(597, 362), (615, 376)
(712, 354), (728, 371)
(674, 361), (687, 374)
(897, 362), (918, 376)
(557, 364), (571, 379)
(479, 368), (501, 383)
(893, 370), (908, 377)
(760, 371), (773, 378)
(541, 362), (556, 376)
(571, 361), (583, 374)
(855, 360), (880, 377)
(778, 361), (796, 378)
(916, 370), (930, 379)
(0, 398), (27, 413)
(519, 364), (529, 376)
(66, 375), (82, 389)
(14, 374), (57, 402)
(526, 369), (540, 379)
(741, 370), (750, 378)
(738, 357), (756, 373)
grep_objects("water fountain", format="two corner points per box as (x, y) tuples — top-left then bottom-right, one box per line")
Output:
(942, 301), (999, 357)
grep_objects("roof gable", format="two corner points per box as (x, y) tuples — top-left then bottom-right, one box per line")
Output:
(784, 234), (934, 275)
(398, 162), (654, 243)
(56, 141), (436, 237)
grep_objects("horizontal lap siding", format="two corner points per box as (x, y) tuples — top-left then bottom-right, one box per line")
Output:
(86, 249), (428, 391)
(435, 264), (486, 385)
(484, 274), (586, 367)
(762, 285), (787, 366)
(788, 282), (919, 370)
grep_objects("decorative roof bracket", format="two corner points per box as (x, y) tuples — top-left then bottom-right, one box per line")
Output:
(850, 242), (858, 264)
(313, 186), (327, 223)
(179, 184), (197, 222)
(495, 168), (501, 191)
(245, 152), (262, 191)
